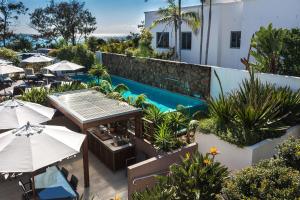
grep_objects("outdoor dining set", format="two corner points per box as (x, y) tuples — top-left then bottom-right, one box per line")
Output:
(0, 54), (85, 98)
(0, 54), (87, 200)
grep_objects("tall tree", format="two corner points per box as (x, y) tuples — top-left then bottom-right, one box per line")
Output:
(199, 0), (204, 64)
(178, 0), (182, 61)
(30, 0), (96, 46)
(151, 0), (200, 60)
(205, 0), (212, 65)
(0, 0), (27, 47)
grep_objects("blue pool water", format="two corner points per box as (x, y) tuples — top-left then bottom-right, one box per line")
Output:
(72, 75), (207, 113)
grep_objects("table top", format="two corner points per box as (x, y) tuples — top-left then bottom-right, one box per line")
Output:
(34, 166), (77, 200)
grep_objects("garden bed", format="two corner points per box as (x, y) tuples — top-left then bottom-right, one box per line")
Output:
(196, 125), (300, 171)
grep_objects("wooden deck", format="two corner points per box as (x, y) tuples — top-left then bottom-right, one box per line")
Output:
(0, 151), (128, 200)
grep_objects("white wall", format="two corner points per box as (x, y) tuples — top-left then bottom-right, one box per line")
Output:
(145, 0), (300, 69)
(210, 66), (300, 99)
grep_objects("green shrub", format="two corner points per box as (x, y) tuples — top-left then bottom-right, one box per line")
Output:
(206, 70), (300, 146)
(54, 44), (95, 68)
(222, 159), (300, 200)
(51, 82), (87, 93)
(277, 137), (300, 171)
(133, 151), (228, 200)
(154, 122), (177, 152)
(0, 47), (20, 65)
(21, 87), (49, 105)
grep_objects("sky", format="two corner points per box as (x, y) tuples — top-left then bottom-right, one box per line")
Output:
(13, 0), (200, 36)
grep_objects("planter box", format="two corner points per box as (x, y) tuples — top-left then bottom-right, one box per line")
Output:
(195, 126), (300, 171)
(127, 143), (198, 199)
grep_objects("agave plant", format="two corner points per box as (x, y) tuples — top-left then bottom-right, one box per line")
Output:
(207, 69), (300, 146)
(154, 122), (176, 152)
(144, 105), (166, 129)
(164, 111), (188, 135)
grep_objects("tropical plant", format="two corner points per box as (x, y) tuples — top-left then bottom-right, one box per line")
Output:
(0, 47), (20, 65)
(0, 0), (28, 47)
(132, 28), (154, 57)
(164, 111), (187, 135)
(281, 28), (300, 76)
(144, 105), (166, 130)
(205, 0), (212, 65)
(126, 94), (149, 109)
(154, 122), (177, 151)
(133, 150), (228, 200)
(51, 82), (87, 93)
(203, 69), (300, 146)
(88, 64), (110, 84)
(250, 23), (285, 73)
(222, 158), (300, 200)
(151, 0), (200, 60)
(277, 137), (300, 171)
(53, 44), (95, 68)
(92, 80), (129, 101)
(21, 87), (49, 105)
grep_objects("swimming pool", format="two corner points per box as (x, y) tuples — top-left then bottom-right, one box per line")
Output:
(72, 74), (207, 113)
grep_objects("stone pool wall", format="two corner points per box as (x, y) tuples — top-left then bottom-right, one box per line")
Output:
(101, 52), (211, 98)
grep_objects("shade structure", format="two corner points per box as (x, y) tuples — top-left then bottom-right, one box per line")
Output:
(0, 99), (56, 130)
(44, 60), (85, 72)
(21, 54), (54, 64)
(0, 59), (12, 65)
(0, 64), (24, 75)
(0, 124), (86, 172)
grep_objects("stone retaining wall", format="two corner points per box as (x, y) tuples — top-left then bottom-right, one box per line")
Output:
(101, 52), (211, 98)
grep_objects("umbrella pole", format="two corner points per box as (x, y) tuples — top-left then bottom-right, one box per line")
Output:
(32, 172), (37, 200)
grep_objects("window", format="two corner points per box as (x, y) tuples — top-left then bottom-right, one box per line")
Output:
(156, 32), (169, 48)
(230, 31), (241, 48)
(181, 32), (192, 50)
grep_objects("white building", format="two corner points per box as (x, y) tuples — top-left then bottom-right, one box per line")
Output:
(144, 0), (300, 69)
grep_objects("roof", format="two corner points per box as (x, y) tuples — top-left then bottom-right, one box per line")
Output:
(48, 89), (141, 124)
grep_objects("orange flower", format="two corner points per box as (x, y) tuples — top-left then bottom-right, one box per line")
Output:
(114, 194), (121, 200)
(204, 159), (211, 165)
(210, 146), (219, 156)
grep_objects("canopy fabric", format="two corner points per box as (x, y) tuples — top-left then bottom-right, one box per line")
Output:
(0, 59), (12, 65)
(44, 60), (85, 72)
(0, 125), (86, 172)
(0, 99), (56, 130)
(21, 54), (54, 63)
(0, 64), (24, 75)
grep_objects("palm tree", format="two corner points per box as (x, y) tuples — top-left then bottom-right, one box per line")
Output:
(151, 0), (200, 60)
(199, 0), (204, 64)
(205, 0), (212, 65)
(88, 64), (110, 84)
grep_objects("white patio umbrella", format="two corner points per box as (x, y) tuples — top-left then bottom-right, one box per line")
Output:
(0, 99), (56, 130)
(0, 58), (12, 65)
(44, 60), (85, 72)
(0, 124), (86, 172)
(21, 54), (54, 64)
(0, 123), (86, 199)
(0, 64), (24, 75)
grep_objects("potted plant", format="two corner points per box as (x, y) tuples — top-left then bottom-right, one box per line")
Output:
(195, 70), (300, 170)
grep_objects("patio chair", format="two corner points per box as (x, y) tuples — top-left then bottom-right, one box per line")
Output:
(50, 81), (62, 90)
(24, 68), (37, 82)
(13, 85), (26, 96)
(69, 175), (79, 191)
(18, 179), (33, 200)
(61, 167), (69, 179)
